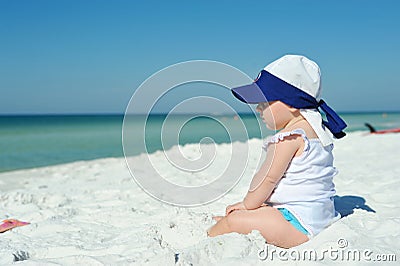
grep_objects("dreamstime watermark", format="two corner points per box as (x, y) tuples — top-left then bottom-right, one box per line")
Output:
(258, 238), (397, 262)
(122, 60), (271, 206)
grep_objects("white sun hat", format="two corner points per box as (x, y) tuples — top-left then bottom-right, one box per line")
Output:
(231, 54), (346, 146)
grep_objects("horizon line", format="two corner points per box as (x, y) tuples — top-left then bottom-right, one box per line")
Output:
(1, 110), (400, 116)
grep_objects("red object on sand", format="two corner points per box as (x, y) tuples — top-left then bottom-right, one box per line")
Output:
(365, 123), (400, 135)
(0, 219), (30, 233)
(371, 128), (400, 134)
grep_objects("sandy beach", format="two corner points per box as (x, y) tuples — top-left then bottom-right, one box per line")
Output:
(1, 131), (399, 265)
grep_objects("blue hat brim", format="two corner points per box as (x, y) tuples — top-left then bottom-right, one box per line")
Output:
(231, 83), (269, 104)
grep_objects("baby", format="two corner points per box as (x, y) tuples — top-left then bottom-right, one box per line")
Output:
(207, 55), (346, 248)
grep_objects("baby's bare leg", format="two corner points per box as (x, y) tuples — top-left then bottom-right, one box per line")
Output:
(207, 216), (230, 237)
(208, 206), (308, 248)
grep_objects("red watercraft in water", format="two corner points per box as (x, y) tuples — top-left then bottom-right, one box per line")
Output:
(365, 123), (400, 134)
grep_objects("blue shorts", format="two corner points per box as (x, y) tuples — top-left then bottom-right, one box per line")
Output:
(278, 208), (309, 235)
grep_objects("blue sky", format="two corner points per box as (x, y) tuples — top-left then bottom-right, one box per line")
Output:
(1, 0), (400, 114)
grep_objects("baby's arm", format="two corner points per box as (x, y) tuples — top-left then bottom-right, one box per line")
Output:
(243, 134), (301, 210)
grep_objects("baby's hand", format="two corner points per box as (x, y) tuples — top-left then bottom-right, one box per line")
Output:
(212, 216), (224, 222)
(225, 201), (246, 216)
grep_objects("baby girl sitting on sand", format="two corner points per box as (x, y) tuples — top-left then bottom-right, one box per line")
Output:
(207, 55), (346, 248)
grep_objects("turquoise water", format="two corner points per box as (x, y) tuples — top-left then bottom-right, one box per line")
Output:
(1, 112), (399, 173)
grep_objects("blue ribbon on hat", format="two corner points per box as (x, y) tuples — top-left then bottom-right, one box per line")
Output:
(317, 100), (347, 138)
(231, 70), (347, 138)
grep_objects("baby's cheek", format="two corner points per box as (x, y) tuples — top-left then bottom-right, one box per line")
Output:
(264, 112), (276, 126)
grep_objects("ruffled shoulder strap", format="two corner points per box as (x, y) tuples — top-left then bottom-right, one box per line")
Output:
(262, 128), (310, 152)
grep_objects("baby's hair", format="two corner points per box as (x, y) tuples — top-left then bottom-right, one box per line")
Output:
(256, 102), (269, 112)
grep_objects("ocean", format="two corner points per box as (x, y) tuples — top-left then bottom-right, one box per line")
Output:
(1, 112), (399, 173)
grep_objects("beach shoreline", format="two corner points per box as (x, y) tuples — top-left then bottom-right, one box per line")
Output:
(2, 112), (400, 174)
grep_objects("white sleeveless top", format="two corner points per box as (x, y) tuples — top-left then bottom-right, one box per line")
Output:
(263, 129), (340, 237)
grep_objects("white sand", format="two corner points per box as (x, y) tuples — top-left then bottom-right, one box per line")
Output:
(1, 132), (399, 265)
